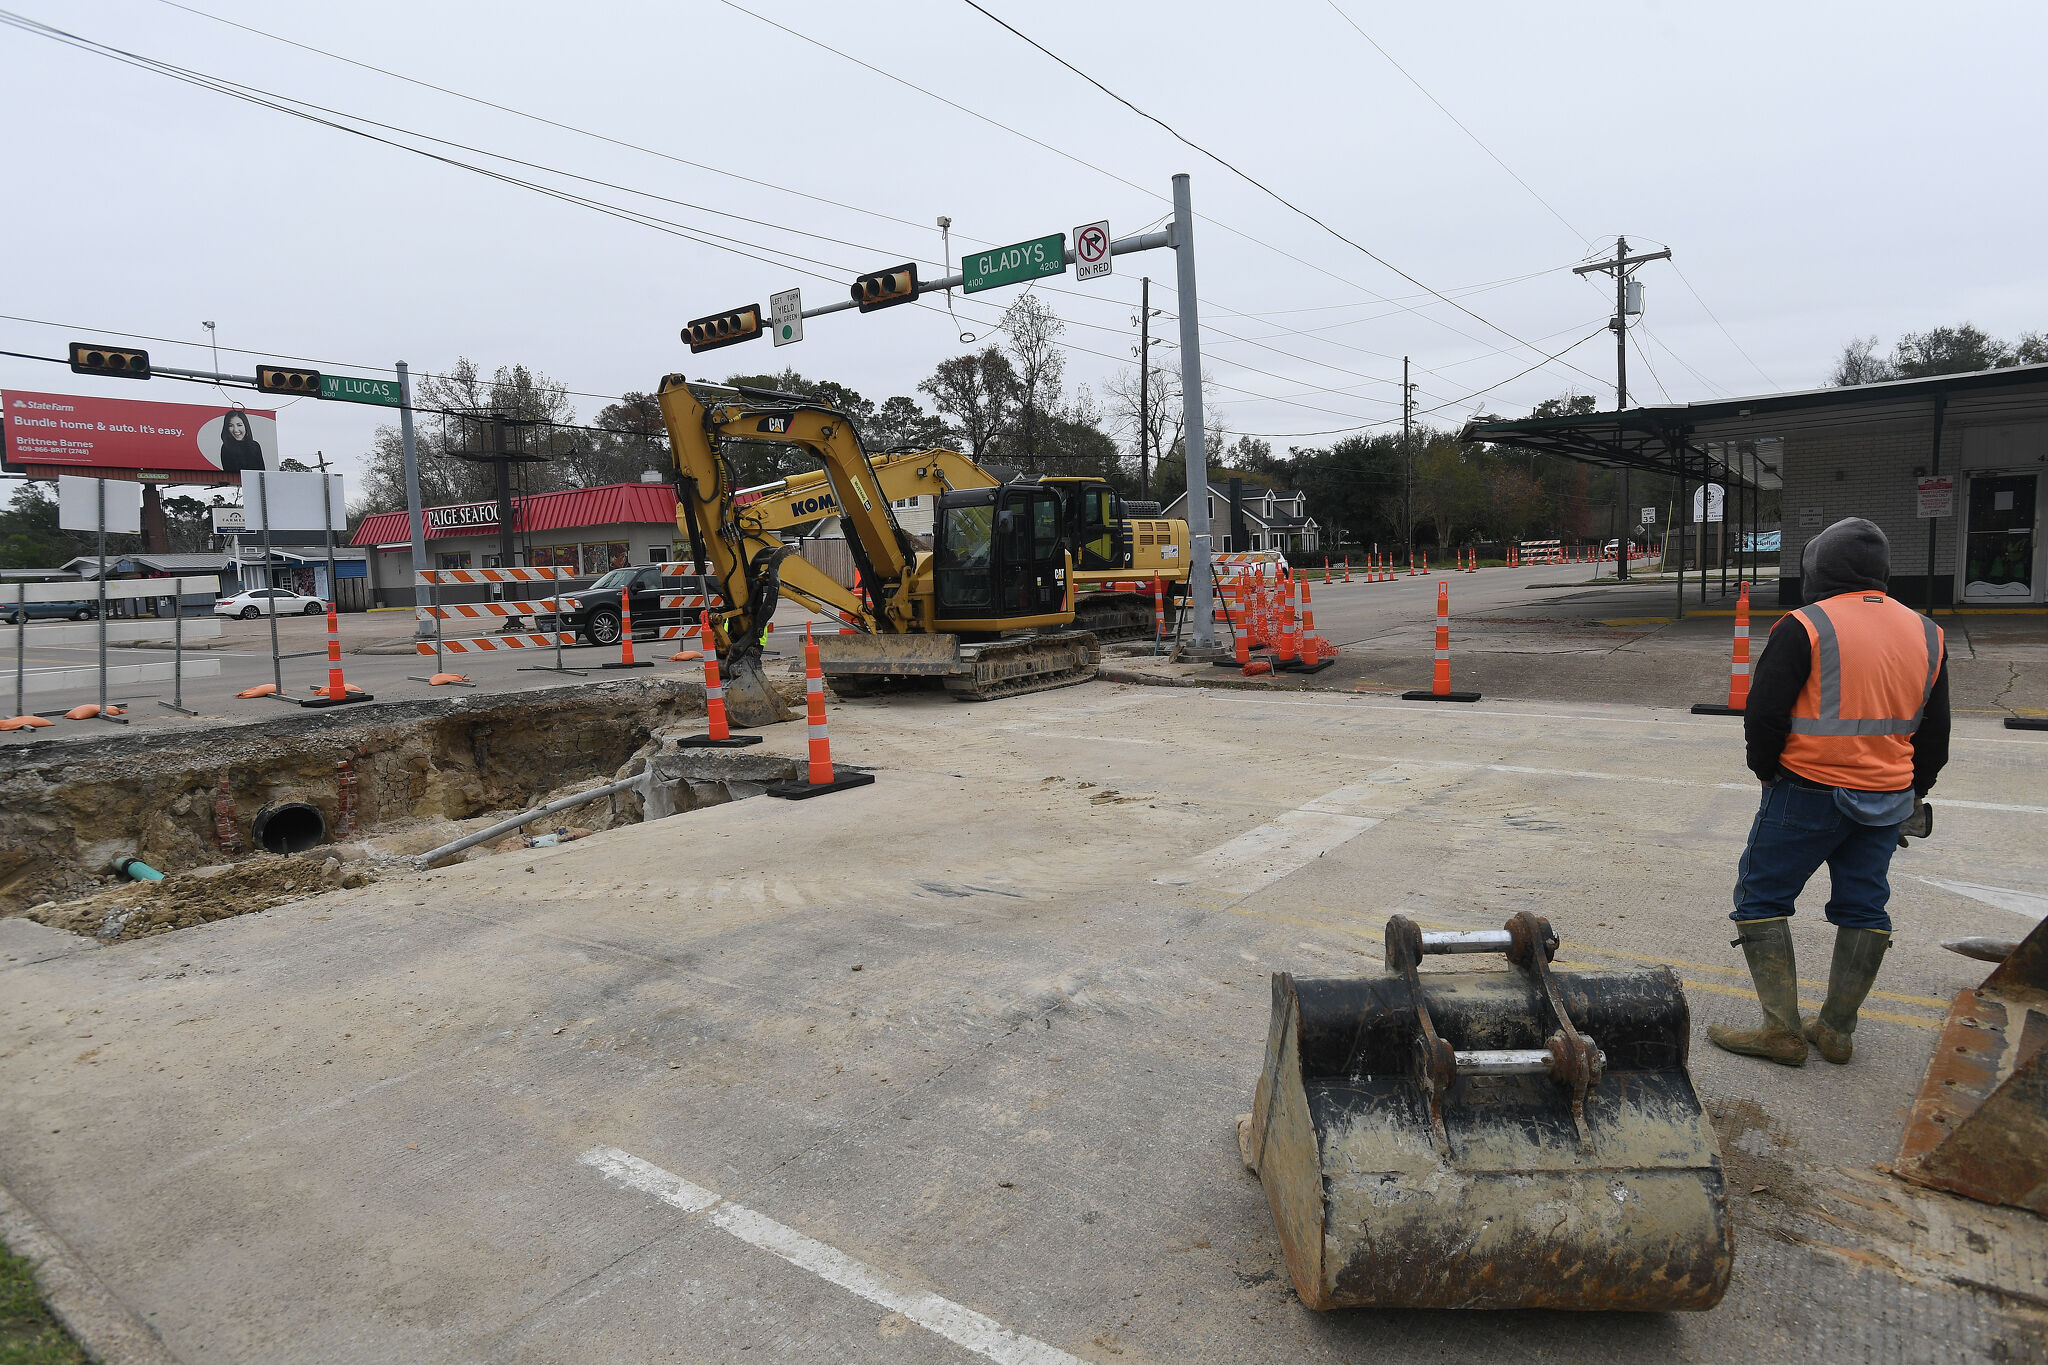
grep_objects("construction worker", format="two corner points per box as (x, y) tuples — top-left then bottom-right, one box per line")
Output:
(1710, 518), (1949, 1067)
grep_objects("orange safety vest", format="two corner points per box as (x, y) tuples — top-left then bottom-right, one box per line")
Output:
(1780, 591), (1944, 791)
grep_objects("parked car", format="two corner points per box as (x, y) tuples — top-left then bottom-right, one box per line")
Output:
(215, 588), (326, 619)
(535, 566), (718, 646)
(1, 597), (98, 624)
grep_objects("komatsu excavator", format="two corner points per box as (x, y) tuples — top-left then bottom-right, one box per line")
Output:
(656, 374), (1112, 718)
(733, 448), (1190, 640)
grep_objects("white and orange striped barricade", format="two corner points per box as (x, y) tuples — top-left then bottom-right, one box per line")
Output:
(601, 585), (652, 670)
(1691, 580), (1752, 716)
(767, 625), (874, 800)
(299, 602), (374, 708)
(1401, 580), (1481, 703)
(1343, 558), (1352, 584)
(410, 566), (576, 684)
(677, 619), (762, 748)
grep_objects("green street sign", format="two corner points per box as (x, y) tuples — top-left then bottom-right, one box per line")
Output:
(319, 374), (403, 407)
(962, 232), (1066, 294)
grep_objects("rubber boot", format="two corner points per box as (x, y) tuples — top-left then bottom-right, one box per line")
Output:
(1707, 917), (1808, 1066)
(1804, 927), (1891, 1064)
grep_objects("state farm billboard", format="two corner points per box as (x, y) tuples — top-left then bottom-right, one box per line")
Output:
(1, 390), (280, 484)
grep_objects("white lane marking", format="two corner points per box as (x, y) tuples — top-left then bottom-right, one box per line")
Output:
(581, 1147), (1084, 1365)
(1913, 877), (2048, 921)
(1158, 782), (1386, 894)
(1933, 798), (2048, 815)
(1159, 686), (2048, 743)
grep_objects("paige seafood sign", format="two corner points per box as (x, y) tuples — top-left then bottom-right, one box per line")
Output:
(962, 232), (1066, 295)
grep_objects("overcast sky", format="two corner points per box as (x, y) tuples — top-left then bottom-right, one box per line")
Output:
(4, 0), (2043, 503)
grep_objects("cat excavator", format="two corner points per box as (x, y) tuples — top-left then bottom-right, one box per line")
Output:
(733, 448), (1190, 641)
(655, 374), (1109, 720)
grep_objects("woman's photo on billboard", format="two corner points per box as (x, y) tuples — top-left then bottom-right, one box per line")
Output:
(218, 408), (267, 472)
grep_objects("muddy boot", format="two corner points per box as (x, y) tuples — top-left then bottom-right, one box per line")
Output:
(1707, 917), (1808, 1066)
(1804, 927), (1891, 1064)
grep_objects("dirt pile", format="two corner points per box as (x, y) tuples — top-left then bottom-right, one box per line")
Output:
(23, 851), (375, 942)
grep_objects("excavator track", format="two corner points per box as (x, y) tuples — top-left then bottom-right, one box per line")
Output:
(941, 631), (1101, 702)
(1072, 592), (1157, 643)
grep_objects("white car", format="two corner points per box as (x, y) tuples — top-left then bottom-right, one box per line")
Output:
(215, 588), (327, 619)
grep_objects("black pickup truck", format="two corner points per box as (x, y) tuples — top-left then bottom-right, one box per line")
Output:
(531, 565), (719, 647)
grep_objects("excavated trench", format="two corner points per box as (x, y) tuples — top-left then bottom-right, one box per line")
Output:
(0, 677), (804, 942)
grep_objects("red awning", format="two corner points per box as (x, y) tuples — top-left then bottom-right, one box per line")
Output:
(351, 482), (677, 547)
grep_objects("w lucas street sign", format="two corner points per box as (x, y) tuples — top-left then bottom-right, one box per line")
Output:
(963, 232), (1065, 294)
(319, 374), (402, 407)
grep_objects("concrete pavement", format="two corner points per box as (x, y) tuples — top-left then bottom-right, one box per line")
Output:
(2, 681), (2043, 1361)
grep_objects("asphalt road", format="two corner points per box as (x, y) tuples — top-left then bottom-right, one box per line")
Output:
(2, 682), (2043, 1361)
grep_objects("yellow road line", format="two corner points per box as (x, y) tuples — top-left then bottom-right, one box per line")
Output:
(1557, 942), (1952, 1010)
(1672, 976), (1940, 1030)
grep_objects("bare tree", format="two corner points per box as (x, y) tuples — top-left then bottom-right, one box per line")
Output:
(1001, 294), (1066, 472)
(919, 348), (1018, 461)
(356, 358), (575, 512)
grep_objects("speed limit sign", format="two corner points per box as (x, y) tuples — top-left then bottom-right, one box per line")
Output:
(1074, 220), (1111, 281)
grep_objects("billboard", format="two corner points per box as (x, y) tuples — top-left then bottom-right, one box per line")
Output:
(1, 389), (279, 484)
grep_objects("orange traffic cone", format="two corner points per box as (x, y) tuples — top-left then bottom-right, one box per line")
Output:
(679, 618), (761, 747)
(1282, 578), (1332, 672)
(603, 586), (652, 670)
(1691, 581), (1753, 716)
(305, 602), (373, 706)
(768, 625), (874, 798)
(1343, 558), (1352, 583)
(1402, 580), (1480, 703)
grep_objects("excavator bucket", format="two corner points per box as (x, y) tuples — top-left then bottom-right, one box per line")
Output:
(1893, 914), (2048, 1215)
(719, 651), (792, 729)
(1240, 913), (1733, 1312)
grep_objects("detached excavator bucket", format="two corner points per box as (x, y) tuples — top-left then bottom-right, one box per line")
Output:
(1240, 914), (1733, 1312)
(1893, 914), (2048, 1215)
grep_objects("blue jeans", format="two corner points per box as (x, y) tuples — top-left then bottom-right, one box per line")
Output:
(1731, 780), (1901, 931)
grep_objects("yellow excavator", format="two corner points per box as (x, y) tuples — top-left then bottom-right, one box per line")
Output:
(656, 375), (1134, 719)
(733, 447), (1189, 641)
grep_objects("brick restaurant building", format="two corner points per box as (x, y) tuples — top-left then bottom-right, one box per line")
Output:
(351, 482), (687, 606)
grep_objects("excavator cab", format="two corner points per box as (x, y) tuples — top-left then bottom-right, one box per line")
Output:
(1048, 479), (1127, 571)
(934, 484), (1069, 625)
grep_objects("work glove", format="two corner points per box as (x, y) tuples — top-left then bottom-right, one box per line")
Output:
(1898, 800), (1933, 848)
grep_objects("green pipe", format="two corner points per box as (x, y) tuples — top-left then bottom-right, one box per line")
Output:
(112, 856), (164, 882)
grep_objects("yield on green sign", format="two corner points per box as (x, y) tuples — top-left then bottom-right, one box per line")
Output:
(319, 374), (403, 407)
(962, 233), (1065, 294)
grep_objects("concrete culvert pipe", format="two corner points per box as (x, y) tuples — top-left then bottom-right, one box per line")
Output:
(252, 801), (327, 855)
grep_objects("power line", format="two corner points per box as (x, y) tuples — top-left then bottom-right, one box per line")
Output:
(1626, 329), (1673, 403)
(2, 11), (1584, 440)
(1319, 1), (1584, 243)
(954, 0), (1612, 391)
(152, 0), (957, 246)
(7, 12), (1422, 421)
(1669, 259), (1780, 390)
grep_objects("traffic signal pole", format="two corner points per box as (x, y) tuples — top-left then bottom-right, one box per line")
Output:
(1169, 173), (1216, 649)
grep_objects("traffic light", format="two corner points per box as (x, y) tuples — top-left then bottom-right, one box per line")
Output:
(256, 364), (323, 396)
(67, 342), (150, 380)
(851, 264), (918, 312)
(683, 305), (765, 354)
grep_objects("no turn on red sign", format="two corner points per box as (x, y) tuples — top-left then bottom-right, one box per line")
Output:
(1074, 220), (1111, 281)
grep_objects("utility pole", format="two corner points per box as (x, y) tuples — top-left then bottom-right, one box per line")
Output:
(1138, 276), (1151, 503)
(1574, 237), (1670, 582)
(1402, 357), (1414, 563)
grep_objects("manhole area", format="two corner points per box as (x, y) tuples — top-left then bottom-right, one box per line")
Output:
(0, 679), (799, 941)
